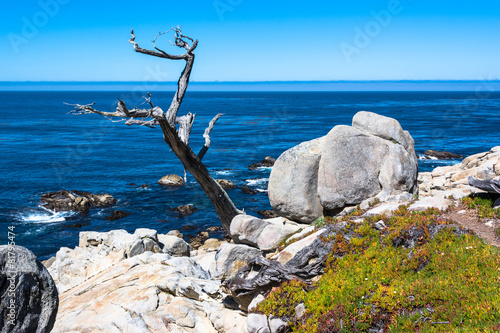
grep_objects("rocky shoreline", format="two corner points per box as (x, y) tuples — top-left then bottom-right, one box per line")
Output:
(40, 142), (499, 332)
(2, 112), (499, 332)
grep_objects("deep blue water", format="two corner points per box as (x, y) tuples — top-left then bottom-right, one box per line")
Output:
(1, 90), (499, 260)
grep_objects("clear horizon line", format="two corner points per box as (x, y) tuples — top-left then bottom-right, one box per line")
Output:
(1, 79), (500, 84)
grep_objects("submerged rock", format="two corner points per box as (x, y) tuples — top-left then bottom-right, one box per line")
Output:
(177, 204), (198, 216)
(0, 245), (59, 333)
(40, 190), (116, 212)
(105, 210), (130, 221)
(241, 186), (258, 194)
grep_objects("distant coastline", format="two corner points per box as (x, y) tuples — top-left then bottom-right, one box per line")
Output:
(1, 80), (499, 92)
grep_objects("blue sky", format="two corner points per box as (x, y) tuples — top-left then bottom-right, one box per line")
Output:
(1, 0), (499, 81)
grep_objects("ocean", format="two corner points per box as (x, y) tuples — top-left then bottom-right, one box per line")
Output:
(1, 89), (499, 260)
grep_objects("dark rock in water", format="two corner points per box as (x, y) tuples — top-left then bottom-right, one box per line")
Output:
(105, 210), (131, 221)
(181, 225), (197, 230)
(40, 190), (116, 212)
(216, 179), (235, 190)
(247, 156), (276, 170)
(68, 223), (90, 228)
(206, 226), (222, 232)
(176, 205), (197, 216)
(424, 150), (463, 160)
(0, 245), (58, 333)
(127, 183), (136, 186)
(157, 174), (185, 187)
(141, 184), (149, 188)
(241, 186), (258, 195)
(257, 210), (278, 218)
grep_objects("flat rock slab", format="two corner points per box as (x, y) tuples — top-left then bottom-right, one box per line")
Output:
(364, 202), (402, 217)
(409, 197), (452, 212)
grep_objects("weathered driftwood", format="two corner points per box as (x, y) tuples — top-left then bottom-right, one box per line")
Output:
(223, 225), (340, 309)
(69, 27), (241, 232)
(468, 176), (500, 194)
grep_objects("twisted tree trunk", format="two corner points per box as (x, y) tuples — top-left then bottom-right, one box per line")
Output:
(69, 27), (241, 231)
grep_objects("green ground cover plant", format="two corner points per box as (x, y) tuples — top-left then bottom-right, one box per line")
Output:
(256, 205), (500, 332)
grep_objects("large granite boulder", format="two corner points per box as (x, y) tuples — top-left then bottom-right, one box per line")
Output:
(269, 111), (418, 222)
(0, 245), (58, 333)
(268, 138), (324, 223)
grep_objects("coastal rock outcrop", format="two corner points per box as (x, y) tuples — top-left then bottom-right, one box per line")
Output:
(48, 228), (191, 293)
(418, 146), (500, 198)
(40, 190), (116, 212)
(48, 230), (251, 333)
(157, 174), (185, 186)
(0, 245), (58, 333)
(269, 111), (418, 222)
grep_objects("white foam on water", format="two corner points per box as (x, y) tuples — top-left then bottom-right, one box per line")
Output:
(418, 154), (438, 160)
(255, 166), (273, 172)
(214, 170), (233, 176)
(19, 206), (75, 224)
(245, 178), (269, 186)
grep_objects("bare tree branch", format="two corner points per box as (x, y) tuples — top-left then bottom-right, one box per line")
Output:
(468, 176), (500, 194)
(176, 113), (195, 145)
(198, 113), (223, 160)
(70, 28), (241, 232)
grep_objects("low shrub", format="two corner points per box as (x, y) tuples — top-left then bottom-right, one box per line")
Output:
(257, 207), (500, 332)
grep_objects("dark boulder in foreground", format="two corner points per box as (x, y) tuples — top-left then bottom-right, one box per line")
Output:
(40, 190), (116, 212)
(105, 210), (131, 221)
(0, 245), (58, 333)
(424, 149), (464, 160)
(247, 156), (276, 170)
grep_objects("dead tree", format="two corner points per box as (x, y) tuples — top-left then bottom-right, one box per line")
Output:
(69, 27), (242, 232)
